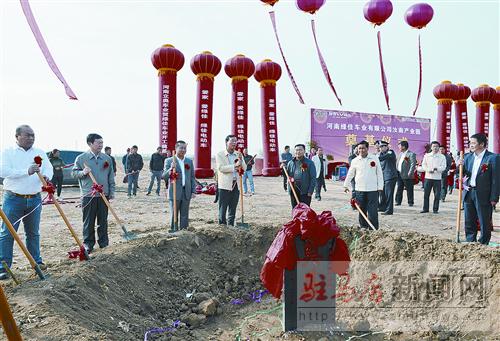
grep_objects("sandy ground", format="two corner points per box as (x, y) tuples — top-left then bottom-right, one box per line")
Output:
(0, 170), (499, 340)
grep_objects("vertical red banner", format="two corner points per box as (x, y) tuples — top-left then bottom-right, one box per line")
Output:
(471, 84), (496, 137)
(151, 44), (184, 154)
(452, 83), (471, 152)
(191, 51), (222, 178)
(225, 55), (255, 151)
(433, 81), (457, 151)
(255, 59), (282, 177)
(492, 86), (500, 153)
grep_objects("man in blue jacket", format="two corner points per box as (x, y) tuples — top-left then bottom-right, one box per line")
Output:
(460, 133), (499, 245)
(285, 144), (316, 208)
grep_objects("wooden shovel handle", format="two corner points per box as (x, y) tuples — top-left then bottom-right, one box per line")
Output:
(36, 173), (84, 249)
(239, 174), (244, 218)
(282, 166), (300, 204)
(354, 202), (376, 231)
(0, 285), (23, 341)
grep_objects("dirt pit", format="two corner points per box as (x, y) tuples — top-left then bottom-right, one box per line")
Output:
(2, 223), (499, 341)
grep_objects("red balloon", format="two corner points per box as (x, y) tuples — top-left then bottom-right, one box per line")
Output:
(151, 44), (184, 72)
(363, 0), (393, 26)
(452, 83), (471, 101)
(405, 3), (434, 29)
(471, 84), (496, 103)
(225, 54), (255, 79)
(296, 0), (326, 15)
(433, 80), (458, 101)
(261, 0), (279, 6)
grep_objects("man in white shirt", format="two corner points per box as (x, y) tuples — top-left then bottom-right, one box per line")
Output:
(460, 133), (499, 244)
(418, 141), (447, 213)
(312, 147), (328, 201)
(343, 141), (384, 230)
(163, 141), (196, 232)
(0, 125), (53, 280)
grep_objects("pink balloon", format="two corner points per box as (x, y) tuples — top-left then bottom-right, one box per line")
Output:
(363, 0), (393, 26)
(405, 3), (434, 29)
(296, 0), (326, 15)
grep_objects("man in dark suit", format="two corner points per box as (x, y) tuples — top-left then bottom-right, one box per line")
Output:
(460, 133), (499, 245)
(439, 146), (452, 202)
(378, 141), (398, 215)
(395, 141), (417, 207)
(163, 140), (196, 232)
(285, 144), (316, 208)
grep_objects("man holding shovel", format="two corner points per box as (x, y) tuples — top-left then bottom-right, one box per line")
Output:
(0, 125), (53, 280)
(72, 133), (115, 253)
(163, 141), (196, 232)
(343, 140), (384, 230)
(284, 144), (316, 209)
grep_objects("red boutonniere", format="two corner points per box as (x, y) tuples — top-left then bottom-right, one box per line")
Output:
(301, 162), (308, 171)
(370, 161), (376, 167)
(481, 164), (488, 173)
(185, 163), (190, 170)
(237, 167), (245, 176)
(34, 156), (43, 166)
(404, 157), (409, 162)
(103, 161), (109, 170)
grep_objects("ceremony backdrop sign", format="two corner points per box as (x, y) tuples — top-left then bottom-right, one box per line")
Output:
(311, 109), (431, 162)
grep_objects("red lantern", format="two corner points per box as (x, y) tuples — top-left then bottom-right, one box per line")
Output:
(259, 0), (305, 104)
(451, 83), (471, 152)
(491, 86), (500, 153)
(151, 44), (185, 153)
(471, 84), (496, 138)
(254, 59), (282, 177)
(433, 81), (458, 151)
(363, 0), (393, 111)
(296, 0), (342, 105)
(405, 3), (434, 116)
(191, 51), (222, 178)
(225, 54), (255, 151)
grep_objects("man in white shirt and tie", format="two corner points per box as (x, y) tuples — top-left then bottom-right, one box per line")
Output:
(418, 141), (447, 214)
(459, 133), (499, 244)
(343, 141), (384, 230)
(0, 125), (53, 280)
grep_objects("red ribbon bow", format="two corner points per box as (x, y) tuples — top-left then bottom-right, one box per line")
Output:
(42, 182), (56, 196)
(370, 161), (376, 167)
(103, 161), (109, 169)
(68, 245), (87, 261)
(237, 167), (245, 176)
(350, 198), (359, 209)
(34, 155), (43, 166)
(91, 183), (103, 195)
(169, 169), (178, 181)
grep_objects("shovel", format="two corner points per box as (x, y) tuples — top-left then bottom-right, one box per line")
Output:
(0, 208), (45, 280)
(35, 172), (89, 260)
(170, 151), (179, 232)
(350, 198), (377, 231)
(455, 151), (464, 243)
(282, 166), (300, 205)
(0, 285), (23, 341)
(236, 172), (249, 228)
(84, 163), (135, 240)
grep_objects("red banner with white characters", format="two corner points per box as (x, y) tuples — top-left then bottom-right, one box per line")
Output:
(159, 72), (177, 153)
(436, 101), (452, 151)
(475, 103), (491, 138)
(260, 85), (281, 176)
(194, 78), (215, 178)
(453, 100), (470, 152)
(231, 80), (249, 151)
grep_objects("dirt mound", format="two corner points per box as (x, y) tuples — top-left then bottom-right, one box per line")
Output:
(2, 224), (499, 340)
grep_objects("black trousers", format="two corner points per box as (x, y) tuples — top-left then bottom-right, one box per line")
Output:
(464, 189), (492, 245)
(355, 191), (379, 229)
(290, 191), (312, 209)
(380, 178), (397, 214)
(281, 168), (288, 191)
(423, 179), (441, 212)
(82, 196), (109, 251)
(395, 175), (415, 206)
(315, 177), (325, 199)
(51, 174), (63, 197)
(440, 174), (448, 200)
(218, 184), (239, 226)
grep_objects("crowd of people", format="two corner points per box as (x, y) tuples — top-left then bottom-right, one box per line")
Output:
(0, 125), (498, 281)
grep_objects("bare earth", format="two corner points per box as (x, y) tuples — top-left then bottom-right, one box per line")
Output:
(0, 170), (499, 340)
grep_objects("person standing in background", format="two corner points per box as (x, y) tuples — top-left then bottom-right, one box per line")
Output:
(122, 148), (130, 174)
(126, 145), (144, 198)
(49, 148), (65, 198)
(242, 148), (255, 195)
(312, 147), (328, 201)
(395, 140), (417, 207)
(147, 147), (165, 196)
(280, 146), (293, 192)
(104, 146), (116, 176)
(419, 141), (447, 214)
(439, 146), (452, 202)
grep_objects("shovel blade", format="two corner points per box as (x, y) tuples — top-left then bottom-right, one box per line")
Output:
(237, 223), (250, 229)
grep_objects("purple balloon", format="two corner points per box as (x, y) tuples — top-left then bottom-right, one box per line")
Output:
(296, 0), (326, 15)
(363, 0), (393, 26)
(405, 3), (434, 29)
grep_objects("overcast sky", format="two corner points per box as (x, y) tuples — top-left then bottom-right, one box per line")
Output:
(1, 0), (499, 156)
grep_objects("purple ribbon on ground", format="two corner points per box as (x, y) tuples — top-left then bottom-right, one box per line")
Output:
(311, 19), (342, 106)
(20, 0), (78, 100)
(144, 320), (180, 341)
(230, 289), (269, 305)
(269, 11), (305, 104)
(377, 31), (390, 111)
(412, 34), (422, 116)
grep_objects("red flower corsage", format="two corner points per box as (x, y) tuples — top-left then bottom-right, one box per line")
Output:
(185, 163), (190, 170)
(103, 161), (109, 169)
(34, 156), (43, 166)
(481, 164), (488, 173)
(370, 161), (376, 167)
(301, 163), (308, 171)
(404, 157), (409, 162)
